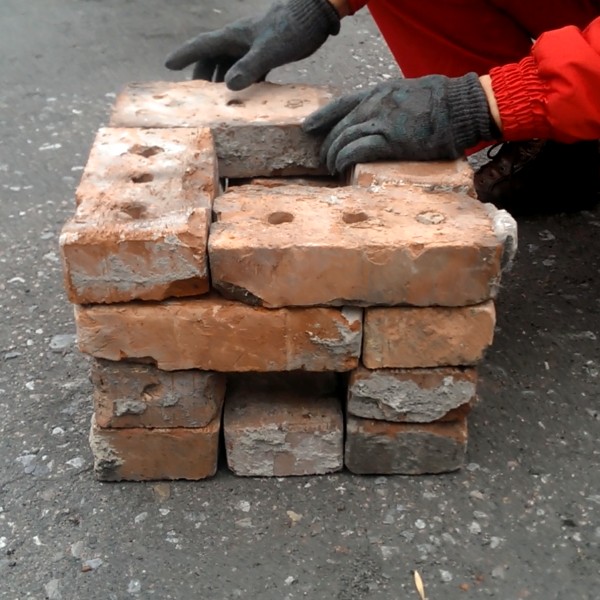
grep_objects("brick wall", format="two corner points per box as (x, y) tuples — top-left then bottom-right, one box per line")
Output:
(60, 81), (517, 480)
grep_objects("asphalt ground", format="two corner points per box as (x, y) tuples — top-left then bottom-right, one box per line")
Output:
(1, 1), (599, 599)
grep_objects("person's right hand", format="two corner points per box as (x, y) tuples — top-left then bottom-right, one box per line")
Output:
(165, 0), (341, 91)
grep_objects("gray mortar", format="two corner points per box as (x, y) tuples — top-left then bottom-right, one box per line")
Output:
(113, 399), (147, 416)
(307, 307), (363, 358)
(88, 417), (124, 480)
(348, 373), (476, 422)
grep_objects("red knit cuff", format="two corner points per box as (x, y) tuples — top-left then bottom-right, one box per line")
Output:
(490, 56), (551, 141)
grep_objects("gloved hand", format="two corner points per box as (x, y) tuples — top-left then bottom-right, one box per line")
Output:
(302, 72), (499, 173)
(165, 0), (341, 91)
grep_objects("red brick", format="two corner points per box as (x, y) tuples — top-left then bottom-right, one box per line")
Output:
(91, 359), (225, 428)
(224, 372), (343, 476)
(88, 414), (220, 481)
(60, 127), (217, 304)
(352, 159), (475, 196)
(75, 296), (362, 372)
(347, 365), (477, 422)
(209, 184), (510, 308)
(109, 81), (333, 178)
(363, 301), (495, 368)
(345, 416), (468, 475)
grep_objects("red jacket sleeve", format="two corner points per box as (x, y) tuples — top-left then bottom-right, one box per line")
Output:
(490, 17), (600, 142)
(347, 0), (369, 14)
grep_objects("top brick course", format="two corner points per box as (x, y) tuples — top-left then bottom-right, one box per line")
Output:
(109, 81), (334, 178)
(352, 159), (475, 196)
(60, 127), (217, 304)
(209, 183), (515, 307)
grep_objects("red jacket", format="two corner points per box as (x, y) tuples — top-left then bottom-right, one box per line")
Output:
(490, 19), (600, 142)
(347, 1), (600, 143)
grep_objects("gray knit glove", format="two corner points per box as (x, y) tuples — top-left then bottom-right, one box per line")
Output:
(303, 73), (498, 172)
(165, 0), (340, 91)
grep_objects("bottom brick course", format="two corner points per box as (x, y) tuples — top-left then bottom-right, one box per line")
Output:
(224, 372), (343, 477)
(345, 416), (467, 475)
(89, 414), (221, 481)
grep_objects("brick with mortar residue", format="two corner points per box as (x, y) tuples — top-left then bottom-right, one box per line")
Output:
(352, 159), (475, 196)
(75, 296), (362, 372)
(109, 81), (334, 178)
(60, 127), (217, 304)
(224, 372), (343, 476)
(91, 358), (225, 428)
(345, 416), (468, 475)
(347, 365), (477, 422)
(363, 302), (496, 369)
(89, 414), (220, 481)
(209, 184), (510, 308)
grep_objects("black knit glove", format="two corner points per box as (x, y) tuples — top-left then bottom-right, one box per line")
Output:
(303, 73), (498, 173)
(165, 0), (340, 91)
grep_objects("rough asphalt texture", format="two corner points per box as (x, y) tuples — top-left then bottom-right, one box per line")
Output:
(1, 1), (599, 598)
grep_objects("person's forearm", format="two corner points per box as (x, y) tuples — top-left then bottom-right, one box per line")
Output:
(479, 74), (503, 135)
(328, 0), (351, 18)
(489, 19), (600, 143)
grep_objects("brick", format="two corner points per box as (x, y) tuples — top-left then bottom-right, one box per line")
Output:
(224, 372), (343, 476)
(209, 184), (512, 308)
(352, 159), (475, 196)
(347, 365), (477, 422)
(345, 416), (467, 475)
(363, 301), (495, 368)
(60, 127), (218, 304)
(88, 414), (220, 481)
(91, 358), (226, 428)
(75, 296), (362, 372)
(109, 81), (334, 178)
(232, 176), (340, 188)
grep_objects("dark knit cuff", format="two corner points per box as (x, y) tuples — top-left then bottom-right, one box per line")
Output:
(288, 0), (341, 37)
(447, 72), (498, 153)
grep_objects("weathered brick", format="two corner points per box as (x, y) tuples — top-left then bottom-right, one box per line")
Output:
(352, 159), (475, 196)
(60, 127), (218, 304)
(347, 365), (477, 422)
(75, 296), (362, 372)
(88, 414), (220, 481)
(363, 301), (495, 368)
(209, 183), (511, 308)
(345, 416), (467, 475)
(354, 160), (518, 276)
(224, 372), (343, 476)
(109, 81), (333, 178)
(91, 358), (226, 428)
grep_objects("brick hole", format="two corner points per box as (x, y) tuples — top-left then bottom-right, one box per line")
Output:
(141, 382), (161, 401)
(268, 211), (294, 225)
(118, 202), (147, 219)
(130, 173), (154, 184)
(226, 99), (245, 107)
(128, 144), (164, 158)
(342, 211), (369, 224)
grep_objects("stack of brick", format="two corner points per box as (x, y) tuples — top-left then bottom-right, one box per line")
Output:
(59, 81), (517, 481)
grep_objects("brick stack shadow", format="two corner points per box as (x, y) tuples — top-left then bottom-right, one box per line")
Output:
(59, 81), (517, 481)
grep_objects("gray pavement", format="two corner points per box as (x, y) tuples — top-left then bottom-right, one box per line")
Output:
(1, 1), (599, 599)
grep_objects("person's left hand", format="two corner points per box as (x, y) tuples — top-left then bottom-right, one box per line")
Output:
(302, 72), (498, 173)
